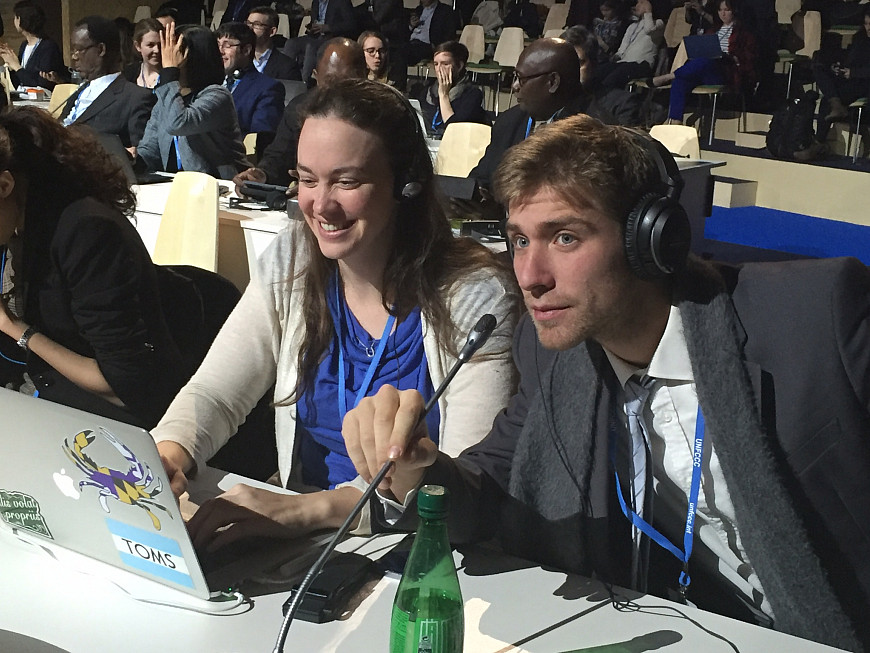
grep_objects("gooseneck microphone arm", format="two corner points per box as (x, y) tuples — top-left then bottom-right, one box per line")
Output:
(273, 313), (498, 653)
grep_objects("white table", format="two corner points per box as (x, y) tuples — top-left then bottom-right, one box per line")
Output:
(0, 471), (847, 653)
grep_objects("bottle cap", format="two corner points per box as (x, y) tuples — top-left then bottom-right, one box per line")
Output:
(417, 484), (448, 519)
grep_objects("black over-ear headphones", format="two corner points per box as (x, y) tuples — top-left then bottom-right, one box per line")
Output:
(623, 132), (691, 280)
(380, 84), (425, 201)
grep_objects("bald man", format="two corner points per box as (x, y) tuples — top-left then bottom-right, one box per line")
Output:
(233, 37), (367, 194)
(470, 37), (621, 191)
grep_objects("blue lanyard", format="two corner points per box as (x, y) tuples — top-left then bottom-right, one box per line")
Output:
(431, 109), (443, 132)
(611, 405), (707, 595)
(335, 282), (396, 421)
(173, 136), (183, 171)
(524, 117), (533, 139)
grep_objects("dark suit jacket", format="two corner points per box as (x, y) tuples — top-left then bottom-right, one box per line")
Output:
(411, 1), (455, 47)
(257, 90), (306, 186)
(469, 93), (626, 190)
(230, 67), (285, 135)
(310, 0), (358, 37)
(59, 76), (155, 148)
(21, 195), (185, 429)
(261, 48), (298, 80)
(379, 257), (870, 651)
(221, 0), (260, 23)
(10, 38), (68, 90)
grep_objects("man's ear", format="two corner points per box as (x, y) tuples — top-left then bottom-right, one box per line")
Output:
(97, 42), (107, 58)
(548, 71), (561, 94)
(0, 170), (16, 199)
(268, 26), (277, 38)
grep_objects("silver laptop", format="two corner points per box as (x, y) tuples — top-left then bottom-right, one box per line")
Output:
(0, 388), (316, 608)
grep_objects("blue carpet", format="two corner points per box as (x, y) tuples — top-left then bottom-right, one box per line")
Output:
(705, 206), (870, 264)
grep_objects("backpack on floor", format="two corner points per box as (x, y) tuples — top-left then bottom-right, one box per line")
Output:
(766, 90), (820, 160)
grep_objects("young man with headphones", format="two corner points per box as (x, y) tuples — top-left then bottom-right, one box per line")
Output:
(342, 115), (870, 651)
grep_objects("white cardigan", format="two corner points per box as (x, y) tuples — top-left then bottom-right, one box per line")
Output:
(152, 222), (520, 494)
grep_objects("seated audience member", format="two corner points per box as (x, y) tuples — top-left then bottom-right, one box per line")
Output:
(652, 0), (755, 125)
(215, 22), (285, 153)
(156, 0), (203, 26)
(395, 0), (456, 77)
(593, 0), (630, 62)
(813, 6), (870, 141)
(342, 114), (870, 653)
(470, 0), (503, 37)
(282, 0), (357, 83)
(59, 16), (155, 150)
(154, 78), (520, 546)
(416, 40), (488, 137)
(123, 18), (163, 89)
(595, 0), (663, 89)
(138, 24), (249, 180)
(0, 107), (184, 428)
(233, 37), (366, 193)
(0, 1), (68, 91)
(116, 17), (136, 70)
(245, 6), (297, 80)
(503, 0), (541, 39)
(359, 30), (402, 89)
(358, 0), (407, 45)
(561, 25), (644, 125)
(684, 0), (717, 34)
(470, 38), (622, 192)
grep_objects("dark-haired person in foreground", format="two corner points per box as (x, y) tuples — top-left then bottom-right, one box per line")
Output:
(0, 107), (184, 428)
(343, 115), (870, 651)
(58, 15), (154, 149)
(137, 23), (249, 180)
(153, 78), (519, 548)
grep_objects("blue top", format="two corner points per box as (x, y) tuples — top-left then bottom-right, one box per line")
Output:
(297, 276), (440, 489)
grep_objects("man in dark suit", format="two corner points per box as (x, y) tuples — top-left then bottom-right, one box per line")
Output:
(343, 115), (870, 652)
(470, 38), (618, 192)
(59, 16), (154, 149)
(215, 22), (284, 153)
(245, 6), (298, 80)
(282, 0), (357, 83)
(232, 37), (366, 194)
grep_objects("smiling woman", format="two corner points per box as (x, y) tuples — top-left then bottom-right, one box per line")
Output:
(151, 78), (521, 551)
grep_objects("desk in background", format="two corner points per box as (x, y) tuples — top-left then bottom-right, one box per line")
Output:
(0, 470), (847, 653)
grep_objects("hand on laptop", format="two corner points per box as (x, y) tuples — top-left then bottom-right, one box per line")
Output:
(157, 440), (195, 497)
(186, 485), (363, 551)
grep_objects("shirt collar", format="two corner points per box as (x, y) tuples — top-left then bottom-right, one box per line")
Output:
(603, 304), (694, 388)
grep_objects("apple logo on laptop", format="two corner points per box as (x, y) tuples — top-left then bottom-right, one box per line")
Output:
(53, 469), (80, 500)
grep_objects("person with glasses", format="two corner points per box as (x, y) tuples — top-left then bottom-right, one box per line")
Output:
(215, 22), (284, 156)
(136, 24), (249, 179)
(58, 16), (154, 152)
(245, 6), (298, 80)
(415, 40), (488, 138)
(470, 38), (613, 192)
(357, 30), (401, 88)
(0, 0), (68, 91)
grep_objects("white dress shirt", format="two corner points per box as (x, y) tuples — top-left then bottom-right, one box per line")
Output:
(62, 72), (121, 126)
(604, 304), (773, 621)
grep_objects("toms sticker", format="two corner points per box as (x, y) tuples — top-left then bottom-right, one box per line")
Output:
(106, 517), (193, 588)
(0, 489), (53, 539)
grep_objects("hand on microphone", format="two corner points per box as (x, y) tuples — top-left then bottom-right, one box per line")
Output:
(342, 385), (438, 503)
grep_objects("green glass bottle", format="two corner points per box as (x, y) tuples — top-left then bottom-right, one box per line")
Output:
(390, 485), (464, 653)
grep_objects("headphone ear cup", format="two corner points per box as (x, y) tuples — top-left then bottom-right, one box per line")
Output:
(624, 193), (691, 280)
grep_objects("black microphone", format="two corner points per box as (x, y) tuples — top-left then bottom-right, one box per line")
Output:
(273, 313), (499, 653)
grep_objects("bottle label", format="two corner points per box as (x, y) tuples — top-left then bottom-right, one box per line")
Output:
(391, 606), (463, 653)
